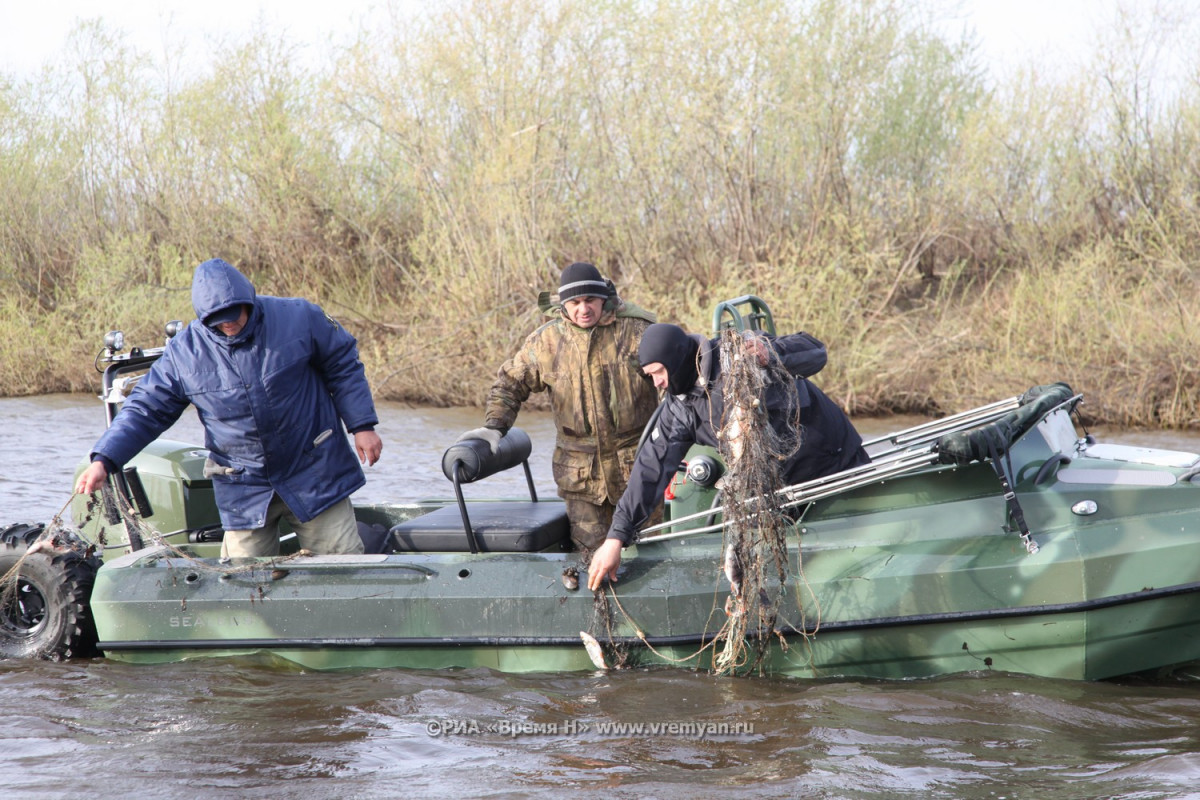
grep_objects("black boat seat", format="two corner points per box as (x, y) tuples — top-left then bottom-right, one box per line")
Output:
(387, 427), (570, 553)
(388, 502), (569, 552)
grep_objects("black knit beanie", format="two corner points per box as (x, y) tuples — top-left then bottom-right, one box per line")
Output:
(638, 323), (701, 394)
(558, 262), (611, 302)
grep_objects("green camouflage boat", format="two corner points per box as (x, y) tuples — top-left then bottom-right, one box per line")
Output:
(5, 298), (1200, 680)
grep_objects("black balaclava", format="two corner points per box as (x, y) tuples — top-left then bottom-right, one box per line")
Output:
(639, 323), (700, 395)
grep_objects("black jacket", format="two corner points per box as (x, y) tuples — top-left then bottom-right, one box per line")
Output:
(608, 331), (868, 543)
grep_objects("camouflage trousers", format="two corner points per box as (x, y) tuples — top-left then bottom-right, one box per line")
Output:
(564, 496), (662, 563)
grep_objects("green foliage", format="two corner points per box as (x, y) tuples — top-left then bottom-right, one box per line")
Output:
(2, 0), (1199, 427)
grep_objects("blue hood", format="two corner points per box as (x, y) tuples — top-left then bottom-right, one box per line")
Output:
(192, 259), (257, 323)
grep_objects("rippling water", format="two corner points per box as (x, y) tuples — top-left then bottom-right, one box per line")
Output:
(3, 394), (1200, 798)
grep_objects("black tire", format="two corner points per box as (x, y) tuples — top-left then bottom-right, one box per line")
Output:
(0, 522), (101, 660)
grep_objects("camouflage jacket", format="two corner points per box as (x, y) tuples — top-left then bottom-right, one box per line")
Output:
(485, 299), (659, 504)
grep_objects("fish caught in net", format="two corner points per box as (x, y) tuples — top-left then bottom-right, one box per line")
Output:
(710, 328), (804, 675)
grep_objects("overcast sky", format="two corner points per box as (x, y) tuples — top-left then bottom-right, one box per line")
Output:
(0, 0), (390, 76)
(0, 0), (1137, 81)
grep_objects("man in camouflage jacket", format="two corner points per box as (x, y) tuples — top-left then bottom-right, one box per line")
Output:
(459, 262), (659, 557)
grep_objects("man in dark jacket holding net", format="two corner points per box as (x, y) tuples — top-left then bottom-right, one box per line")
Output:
(587, 322), (868, 591)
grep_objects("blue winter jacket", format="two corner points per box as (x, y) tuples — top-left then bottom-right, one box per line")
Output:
(91, 259), (379, 529)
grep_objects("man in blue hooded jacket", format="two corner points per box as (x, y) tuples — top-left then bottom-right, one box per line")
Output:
(75, 258), (383, 557)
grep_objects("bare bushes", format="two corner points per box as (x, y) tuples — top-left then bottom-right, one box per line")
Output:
(2, 1), (1200, 427)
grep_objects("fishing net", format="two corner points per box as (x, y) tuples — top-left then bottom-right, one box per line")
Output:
(588, 591), (632, 670)
(1, 480), (307, 613)
(709, 329), (804, 675)
(85, 481), (316, 578)
(0, 511), (96, 615)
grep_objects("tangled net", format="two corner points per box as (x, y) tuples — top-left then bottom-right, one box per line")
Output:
(0, 511), (97, 615)
(709, 329), (804, 675)
(85, 482), (316, 579)
(1, 480), (308, 611)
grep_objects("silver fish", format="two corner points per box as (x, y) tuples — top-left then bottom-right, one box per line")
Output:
(579, 631), (609, 670)
(724, 542), (743, 596)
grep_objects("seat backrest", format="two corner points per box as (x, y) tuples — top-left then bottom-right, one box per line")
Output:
(441, 428), (532, 483)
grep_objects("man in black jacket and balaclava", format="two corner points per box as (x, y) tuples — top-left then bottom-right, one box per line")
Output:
(587, 322), (869, 591)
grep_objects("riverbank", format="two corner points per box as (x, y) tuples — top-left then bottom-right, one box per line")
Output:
(6, 251), (1199, 430)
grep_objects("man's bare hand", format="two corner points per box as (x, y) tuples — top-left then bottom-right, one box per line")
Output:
(355, 430), (383, 466)
(743, 332), (769, 366)
(587, 538), (624, 591)
(75, 461), (109, 495)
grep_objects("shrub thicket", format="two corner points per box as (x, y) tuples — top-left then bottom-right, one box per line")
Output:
(2, 0), (1198, 426)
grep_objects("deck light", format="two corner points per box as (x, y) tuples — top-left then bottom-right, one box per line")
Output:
(104, 330), (125, 353)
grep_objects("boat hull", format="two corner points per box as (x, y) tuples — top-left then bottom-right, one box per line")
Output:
(90, 482), (1200, 680)
(87, 400), (1200, 680)
(95, 589), (1200, 681)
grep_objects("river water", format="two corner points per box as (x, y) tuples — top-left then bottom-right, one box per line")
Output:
(3, 394), (1200, 799)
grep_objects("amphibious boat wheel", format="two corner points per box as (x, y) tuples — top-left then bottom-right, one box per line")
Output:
(0, 523), (101, 660)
